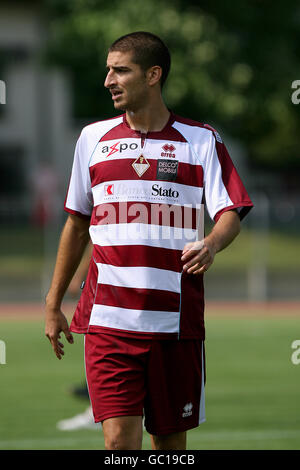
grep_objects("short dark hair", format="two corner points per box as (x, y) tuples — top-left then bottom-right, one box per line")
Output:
(109, 31), (171, 88)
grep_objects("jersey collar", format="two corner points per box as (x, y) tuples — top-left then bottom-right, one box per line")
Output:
(122, 111), (175, 138)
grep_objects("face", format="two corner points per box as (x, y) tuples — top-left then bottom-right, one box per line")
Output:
(104, 51), (150, 112)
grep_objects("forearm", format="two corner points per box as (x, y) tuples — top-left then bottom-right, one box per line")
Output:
(205, 210), (241, 254)
(182, 209), (241, 274)
(46, 215), (90, 309)
(73, 241), (93, 280)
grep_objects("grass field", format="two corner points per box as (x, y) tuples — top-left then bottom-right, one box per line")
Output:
(0, 302), (300, 450)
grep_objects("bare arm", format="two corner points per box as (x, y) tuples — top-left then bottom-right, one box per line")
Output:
(45, 214), (90, 359)
(67, 241), (93, 297)
(181, 210), (241, 275)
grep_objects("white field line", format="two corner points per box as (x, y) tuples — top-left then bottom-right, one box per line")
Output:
(0, 429), (300, 449)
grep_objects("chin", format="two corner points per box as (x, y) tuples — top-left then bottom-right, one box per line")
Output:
(113, 101), (126, 111)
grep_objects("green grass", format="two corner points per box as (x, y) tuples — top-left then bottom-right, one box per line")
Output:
(211, 229), (300, 273)
(0, 311), (300, 449)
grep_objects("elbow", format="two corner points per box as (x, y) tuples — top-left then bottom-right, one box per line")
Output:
(67, 214), (90, 242)
(234, 214), (241, 238)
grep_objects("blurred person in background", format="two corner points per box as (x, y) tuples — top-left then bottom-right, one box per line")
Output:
(30, 162), (61, 228)
(45, 32), (253, 450)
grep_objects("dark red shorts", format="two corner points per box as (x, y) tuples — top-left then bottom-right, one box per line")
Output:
(84, 333), (206, 435)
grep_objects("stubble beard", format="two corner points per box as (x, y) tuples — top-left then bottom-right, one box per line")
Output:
(113, 79), (149, 113)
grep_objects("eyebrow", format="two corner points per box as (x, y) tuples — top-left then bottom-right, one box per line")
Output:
(106, 65), (131, 71)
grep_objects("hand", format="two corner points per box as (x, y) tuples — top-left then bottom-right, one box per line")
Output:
(181, 239), (216, 275)
(45, 307), (74, 360)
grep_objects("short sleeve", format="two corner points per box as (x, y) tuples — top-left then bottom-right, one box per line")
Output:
(64, 129), (93, 219)
(203, 130), (253, 222)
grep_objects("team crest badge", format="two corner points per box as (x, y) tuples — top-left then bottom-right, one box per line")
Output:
(132, 154), (150, 177)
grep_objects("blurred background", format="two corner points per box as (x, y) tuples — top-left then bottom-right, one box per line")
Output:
(0, 0), (299, 450)
(0, 0), (299, 302)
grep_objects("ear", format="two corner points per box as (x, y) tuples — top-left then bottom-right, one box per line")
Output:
(147, 66), (162, 87)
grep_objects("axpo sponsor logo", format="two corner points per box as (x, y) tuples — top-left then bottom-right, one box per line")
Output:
(101, 141), (139, 157)
(101, 142), (177, 157)
(0, 80), (6, 104)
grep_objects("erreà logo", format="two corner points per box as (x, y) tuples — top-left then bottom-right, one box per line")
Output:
(182, 402), (193, 418)
(101, 141), (139, 157)
(161, 143), (176, 158)
(162, 144), (175, 153)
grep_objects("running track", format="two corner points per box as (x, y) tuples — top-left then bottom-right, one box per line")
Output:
(0, 300), (299, 320)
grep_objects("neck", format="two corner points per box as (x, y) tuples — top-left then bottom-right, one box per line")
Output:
(125, 95), (170, 133)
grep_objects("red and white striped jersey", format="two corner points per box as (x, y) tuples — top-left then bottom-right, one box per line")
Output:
(65, 113), (253, 339)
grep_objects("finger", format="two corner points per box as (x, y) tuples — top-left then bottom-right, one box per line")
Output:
(193, 265), (208, 275)
(54, 341), (65, 359)
(181, 241), (205, 259)
(45, 329), (64, 360)
(55, 350), (63, 360)
(183, 252), (210, 272)
(181, 249), (197, 263)
(46, 333), (62, 358)
(192, 261), (213, 275)
(181, 242), (195, 256)
(63, 328), (74, 344)
(187, 264), (203, 274)
(182, 244), (206, 263)
(187, 255), (211, 274)
(49, 338), (62, 360)
(182, 250), (205, 266)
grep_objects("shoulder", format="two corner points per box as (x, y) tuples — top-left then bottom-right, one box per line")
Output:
(74, 115), (124, 161)
(80, 114), (124, 141)
(172, 114), (223, 143)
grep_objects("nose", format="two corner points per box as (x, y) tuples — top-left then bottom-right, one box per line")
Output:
(104, 69), (116, 89)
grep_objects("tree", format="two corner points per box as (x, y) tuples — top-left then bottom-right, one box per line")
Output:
(43, 0), (300, 171)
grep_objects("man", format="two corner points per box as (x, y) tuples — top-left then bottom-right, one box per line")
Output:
(45, 32), (253, 450)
